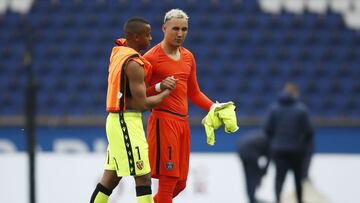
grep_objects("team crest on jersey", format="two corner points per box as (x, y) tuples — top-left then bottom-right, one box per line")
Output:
(166, 161), (174, 171)
(136, 160), (144, 170)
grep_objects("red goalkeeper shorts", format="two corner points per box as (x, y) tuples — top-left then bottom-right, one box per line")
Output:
(147, 109), (190, 181)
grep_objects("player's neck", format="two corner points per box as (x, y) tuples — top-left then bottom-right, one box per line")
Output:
(126, 41), (140, 53)
(161, 41), (180, 60)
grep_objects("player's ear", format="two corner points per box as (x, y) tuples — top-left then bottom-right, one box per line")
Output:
(134, 33), (140, 41)
(162, 24), (166, 33)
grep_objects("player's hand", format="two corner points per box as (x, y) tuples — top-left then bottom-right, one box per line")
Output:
(160, 76), (177, 90)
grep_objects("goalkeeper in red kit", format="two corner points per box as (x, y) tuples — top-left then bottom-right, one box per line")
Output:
(144, 9), (215, 203)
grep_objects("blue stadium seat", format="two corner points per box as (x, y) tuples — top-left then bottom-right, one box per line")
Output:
(0, 0), (359, 118)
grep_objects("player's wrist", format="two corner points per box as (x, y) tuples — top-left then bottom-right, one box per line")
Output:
(155, 83), (162, 92)
(210, 102), (219, 110)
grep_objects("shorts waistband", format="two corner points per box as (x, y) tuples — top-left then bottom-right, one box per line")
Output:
(108, 112), (142, 117)
(151, 109), (188, 121)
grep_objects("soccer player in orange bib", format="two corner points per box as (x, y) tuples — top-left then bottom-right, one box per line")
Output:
(144, 9), (215, 203)
(89, 17), (176, 203)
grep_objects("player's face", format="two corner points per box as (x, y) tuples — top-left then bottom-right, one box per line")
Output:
(163, 18), (188, 47)
(137, 24), (152, 50)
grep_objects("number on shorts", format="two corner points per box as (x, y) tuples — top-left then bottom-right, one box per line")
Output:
(168, 146), (172, 160)
(135, 146), (141, 160)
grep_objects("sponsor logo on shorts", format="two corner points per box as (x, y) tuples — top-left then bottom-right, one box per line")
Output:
(166, 161), (174, 171)
(136, 160), (144, 170)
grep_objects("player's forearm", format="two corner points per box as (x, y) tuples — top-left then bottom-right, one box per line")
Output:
(189, 91), (213, 110)
(145, 89), (170, 109)
(146, 85), (157, 96)
(127, 87), (170, 112)
(147, 76), (176, 96)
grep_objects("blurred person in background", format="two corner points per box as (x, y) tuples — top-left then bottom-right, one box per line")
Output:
(263, 82), (314, 203)
(237, 130), (270, 203)
(302, 131), (314, 181)
(89, 17), (176, 203)
(144, 9), (217, 203)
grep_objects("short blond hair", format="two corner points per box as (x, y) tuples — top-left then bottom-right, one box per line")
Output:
(164, 8), (189, 23)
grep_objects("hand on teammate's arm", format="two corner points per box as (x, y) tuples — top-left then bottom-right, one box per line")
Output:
(146, 76), (177, 96)
(159, 76), (177, 91)
(126, 61), (173, 111)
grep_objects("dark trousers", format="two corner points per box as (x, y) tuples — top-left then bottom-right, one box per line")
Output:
(241, 158), (262, 203)
(273, 151), (304, 203)
(302, 142), (314, 179)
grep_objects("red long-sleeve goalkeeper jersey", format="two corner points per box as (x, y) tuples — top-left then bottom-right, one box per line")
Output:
(144, 43), (213, 115)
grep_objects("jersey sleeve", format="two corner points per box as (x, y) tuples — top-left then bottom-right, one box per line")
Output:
(146, 85), (157, 96)
(187, 53), (213, 111)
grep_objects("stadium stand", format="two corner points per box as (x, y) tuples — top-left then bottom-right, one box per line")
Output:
(0, 0), (359, 122)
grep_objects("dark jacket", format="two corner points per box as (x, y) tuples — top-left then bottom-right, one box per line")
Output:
(263, 93), (313, 152)
(238, 130), (269, 161)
